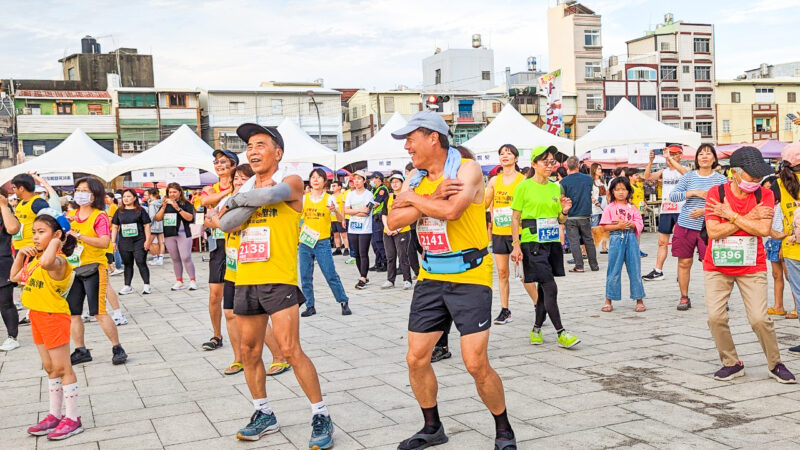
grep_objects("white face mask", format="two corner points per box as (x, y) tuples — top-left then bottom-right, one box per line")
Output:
(74, 191), (92, 206)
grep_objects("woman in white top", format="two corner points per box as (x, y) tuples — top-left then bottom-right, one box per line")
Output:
(344, 170), (374, 289)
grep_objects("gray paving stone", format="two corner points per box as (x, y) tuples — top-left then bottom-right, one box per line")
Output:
(151, 412), (219, 446)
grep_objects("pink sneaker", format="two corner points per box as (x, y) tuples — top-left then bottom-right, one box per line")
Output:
(47, 417), (83, 440)
(27, 414), (61, 436)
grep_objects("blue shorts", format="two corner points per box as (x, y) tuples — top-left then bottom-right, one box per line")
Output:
(765, 239), (781, 263)
(657, 213), (679, 235)
(590, 214), (601, 227)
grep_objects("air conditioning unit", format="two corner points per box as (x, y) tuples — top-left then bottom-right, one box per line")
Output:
(121, 142), (134, 151)
(594, 105), (604, 111)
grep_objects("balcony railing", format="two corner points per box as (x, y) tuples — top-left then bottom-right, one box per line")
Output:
(456, 111), (486, 123)
(754, 131), (778, 140)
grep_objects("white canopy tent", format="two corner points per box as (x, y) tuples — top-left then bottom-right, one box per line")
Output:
(107, 124), (215, 179)
(575, 98), (702, 155)
(462, 104), (574, 157)
(335, 113), (410, 169)
(0, 129), (122, 183)
(276, 118), (338, 169)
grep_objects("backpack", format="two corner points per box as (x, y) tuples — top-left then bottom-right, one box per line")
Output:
(700, 184), (761, 244)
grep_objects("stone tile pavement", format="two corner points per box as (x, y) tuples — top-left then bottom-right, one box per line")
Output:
(4, 233), (800, 449)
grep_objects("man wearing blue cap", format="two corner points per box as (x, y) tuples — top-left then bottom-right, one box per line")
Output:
(388, 111), (516, 450)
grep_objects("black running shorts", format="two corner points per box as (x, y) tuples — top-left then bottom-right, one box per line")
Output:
(233, 283), (305, 316)
(223, 281), (236, 310)
(491, 234), (513, 255)
(208, 240), (226, 284)
(520, 241), (565, 284)
(408, 280), (492, 336)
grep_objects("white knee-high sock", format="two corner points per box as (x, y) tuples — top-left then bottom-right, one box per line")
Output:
(63, 383), (79, 420)
(48, 378), (63, 418)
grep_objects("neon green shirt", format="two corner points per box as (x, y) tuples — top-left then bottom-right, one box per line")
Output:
(510, 178), (562, 243)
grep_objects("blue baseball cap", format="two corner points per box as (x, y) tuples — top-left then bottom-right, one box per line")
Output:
(391, 110), (450, 140)
(213, 149), (239, 166)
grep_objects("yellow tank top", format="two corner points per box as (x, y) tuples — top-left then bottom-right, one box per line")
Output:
(21, 255), (74, 314)
(343, 189), (351, 219)
(492, 172), (525, 236)
(413, 163), (493, 288)
(105, 204), (118, 253)
(332, 191), (347, 221)
(302, 192), (332, 240)
(12, 194), (44, 250)
(67, 208), (109, 267)
(235, 201), (300, 286)
(779, 178), (800, 260)
(385, 194), (411, 233)
(224, 230), (241, 283)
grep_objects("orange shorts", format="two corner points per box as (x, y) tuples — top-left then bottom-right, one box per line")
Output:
(30, 310), (71, 349)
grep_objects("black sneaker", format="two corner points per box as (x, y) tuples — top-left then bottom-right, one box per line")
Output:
(677, 296), (691, 311)
(494, 308), (513, 325)
(112, 345), (128, 365)
(368, 265), (379, 272)
(18, 316), (30, 326)
(642, 269), (664, 281)
(376, 264), (387, 273)
(770, 363), (797, 384)
(789, 345), (800, 353)
(341, 302), (352, 316)
(332, 248), (342, 256)
(431, 346), (451, 363)
(713, 361), (744, 381)
(71, 347), (92, 365)
(343, 248), (350, 256)
(202, 336), (223, 351)
(355, 279), (367, 290)
(301, 306), (316, 317)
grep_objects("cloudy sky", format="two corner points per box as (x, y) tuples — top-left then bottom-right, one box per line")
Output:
(1, 0), (797, 90)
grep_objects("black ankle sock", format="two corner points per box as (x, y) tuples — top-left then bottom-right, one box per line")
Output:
(420, 405), (441, 434)
(492, 409), (514, 439)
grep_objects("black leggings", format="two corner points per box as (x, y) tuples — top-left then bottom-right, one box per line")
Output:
(534, 280), (563, 331)
(348, 233), (372, 279)
(120, 242), (150, 285)
(0, 284), (17, 338)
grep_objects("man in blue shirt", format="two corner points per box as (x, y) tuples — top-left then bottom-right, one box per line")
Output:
(560, 157), (599, 272)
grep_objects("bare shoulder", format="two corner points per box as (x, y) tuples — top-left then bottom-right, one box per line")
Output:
(457, 159), (483, 182)
(282, 174), (304, 190)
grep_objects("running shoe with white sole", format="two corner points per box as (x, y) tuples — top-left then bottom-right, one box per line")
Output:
(381, 281), (394, 289)
(641, 269), (664, 281)
(142, 284), (151, 295)
(171, 281), (184, 291)
(355, 279), (367, 290)
(494, 308), (512, 325)
(47, 417), (83, 440)
(236, 410), (280, 441)
(188, 280), (199, 290)
(27, 414), (61, 436)
(0, 337), (20, 351)
(770, 363), (797, 384)
(112, 310), (128, 326)
(403, 281), (413, 290)
(713, 361), (745, 381)
(109, 268), (124, 276)
(557, 331), (581, 349)
(118, 286), (134, 295)
(529, 328), (543, 345)
(309, 414), (334, 449)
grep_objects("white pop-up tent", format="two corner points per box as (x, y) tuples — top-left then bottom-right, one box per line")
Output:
(335, 113), (410, 169)
(277, 118), (338, 169)
(0, 128), (123, 183)
(575, 98), (701, 155)
(106, 124), (215, 179)
(462, 104), (574, 157)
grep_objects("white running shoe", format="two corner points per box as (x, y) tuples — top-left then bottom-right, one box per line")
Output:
(112, 310), (128, 326)
(171, 281), (184, 291)
(156, 256), (164, 265)
(110, 268), (124, 276)
(188, 280), (199, 290)
(0, 337), (20, 351)
(119, 286), (134, 295)
(147, 258), (158, 266)
(403, 281), (413, 290)
(81, 311), (95, 322)
(14, 301), (23, 311)
(381, 281), (394, 289)
(142, 284), (151, 295)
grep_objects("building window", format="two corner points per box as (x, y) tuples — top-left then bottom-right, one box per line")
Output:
(168, 93), (187, 107)
(722, 119), (731, 133)
(694, 66), (711, 81)
(661, 94), (678, 109)
(695, 94), (712, 109)
(361, 105), (367, 116)
(584, 29), (600, 47)
(731, 92), (741, 103)
(492, 102), (501, 113)
(272, 99), (283, 115)
(639, 96), (657, 110)
(586, 94), (603, 111)
(384, 96), (395, 113)
(308, 102), (317, 114)
(755, 87), (775, 103)
(696, 121), (712, 137)
(627, 96), (638, 107)
(56, 102), (73, 115)
(683, 93), (691, 102)
(88, 103), (103, 115)
(684, 121), (692, 130)
(585, 62), (602, 79)
(627, 68), (657, 81)
(660, 42), (670, 51)
(229, 101), (245, 114)
(435, 69), (441, 85)
(605, 95), (623, 110)
(350, 106), (357, 119)
(755, 117), (772, 132)
(683, 65), (690, 74)
(119, 93), (157, 107)
(693, 38), (710, 53)
(67, 67), (76, 80)
(664, 121), (680, 128)
(660, 65), (677, 80)
(789, 92), (797, 103)
(481, 71), (491, 81)
(786, 116), (794, 131)
(28, 104), (41, 115)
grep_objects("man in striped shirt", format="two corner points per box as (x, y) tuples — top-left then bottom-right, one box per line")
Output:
(669, 144), (727, 311)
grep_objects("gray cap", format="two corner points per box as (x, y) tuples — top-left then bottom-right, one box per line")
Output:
(391, 110), (449, 140)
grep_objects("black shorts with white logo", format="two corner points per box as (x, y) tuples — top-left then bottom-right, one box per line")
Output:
(408, 280), (492, 336)
(233, 283), (306, 316)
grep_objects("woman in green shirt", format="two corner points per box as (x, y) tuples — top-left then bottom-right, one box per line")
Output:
(510, 146), (581, 349)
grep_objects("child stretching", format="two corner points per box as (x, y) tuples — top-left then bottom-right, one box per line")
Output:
(600, 178), (646, 312)
(11, 210), (81, 440)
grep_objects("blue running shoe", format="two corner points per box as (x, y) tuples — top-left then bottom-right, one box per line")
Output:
(309, 414), (334, 449)
(236, 410), (279, 441)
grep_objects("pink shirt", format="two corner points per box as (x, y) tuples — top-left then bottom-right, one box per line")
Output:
(599, 202), (644, 236)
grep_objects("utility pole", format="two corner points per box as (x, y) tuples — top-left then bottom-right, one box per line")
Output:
(307, 91), (322, 142)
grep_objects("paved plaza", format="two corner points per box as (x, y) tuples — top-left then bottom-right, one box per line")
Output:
(4, 233), (800, 449)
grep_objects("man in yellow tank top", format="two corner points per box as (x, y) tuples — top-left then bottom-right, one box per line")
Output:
(388, 111), (515, 450)
(217, 123), (334, 448)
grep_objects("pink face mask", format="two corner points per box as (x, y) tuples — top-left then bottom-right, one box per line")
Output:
(738, 180), (761, 193)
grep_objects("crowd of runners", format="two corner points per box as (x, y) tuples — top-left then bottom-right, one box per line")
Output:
(3, 109), (800, 449)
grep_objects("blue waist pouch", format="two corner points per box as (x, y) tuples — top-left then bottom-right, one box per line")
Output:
(421, 248), (488, 275)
